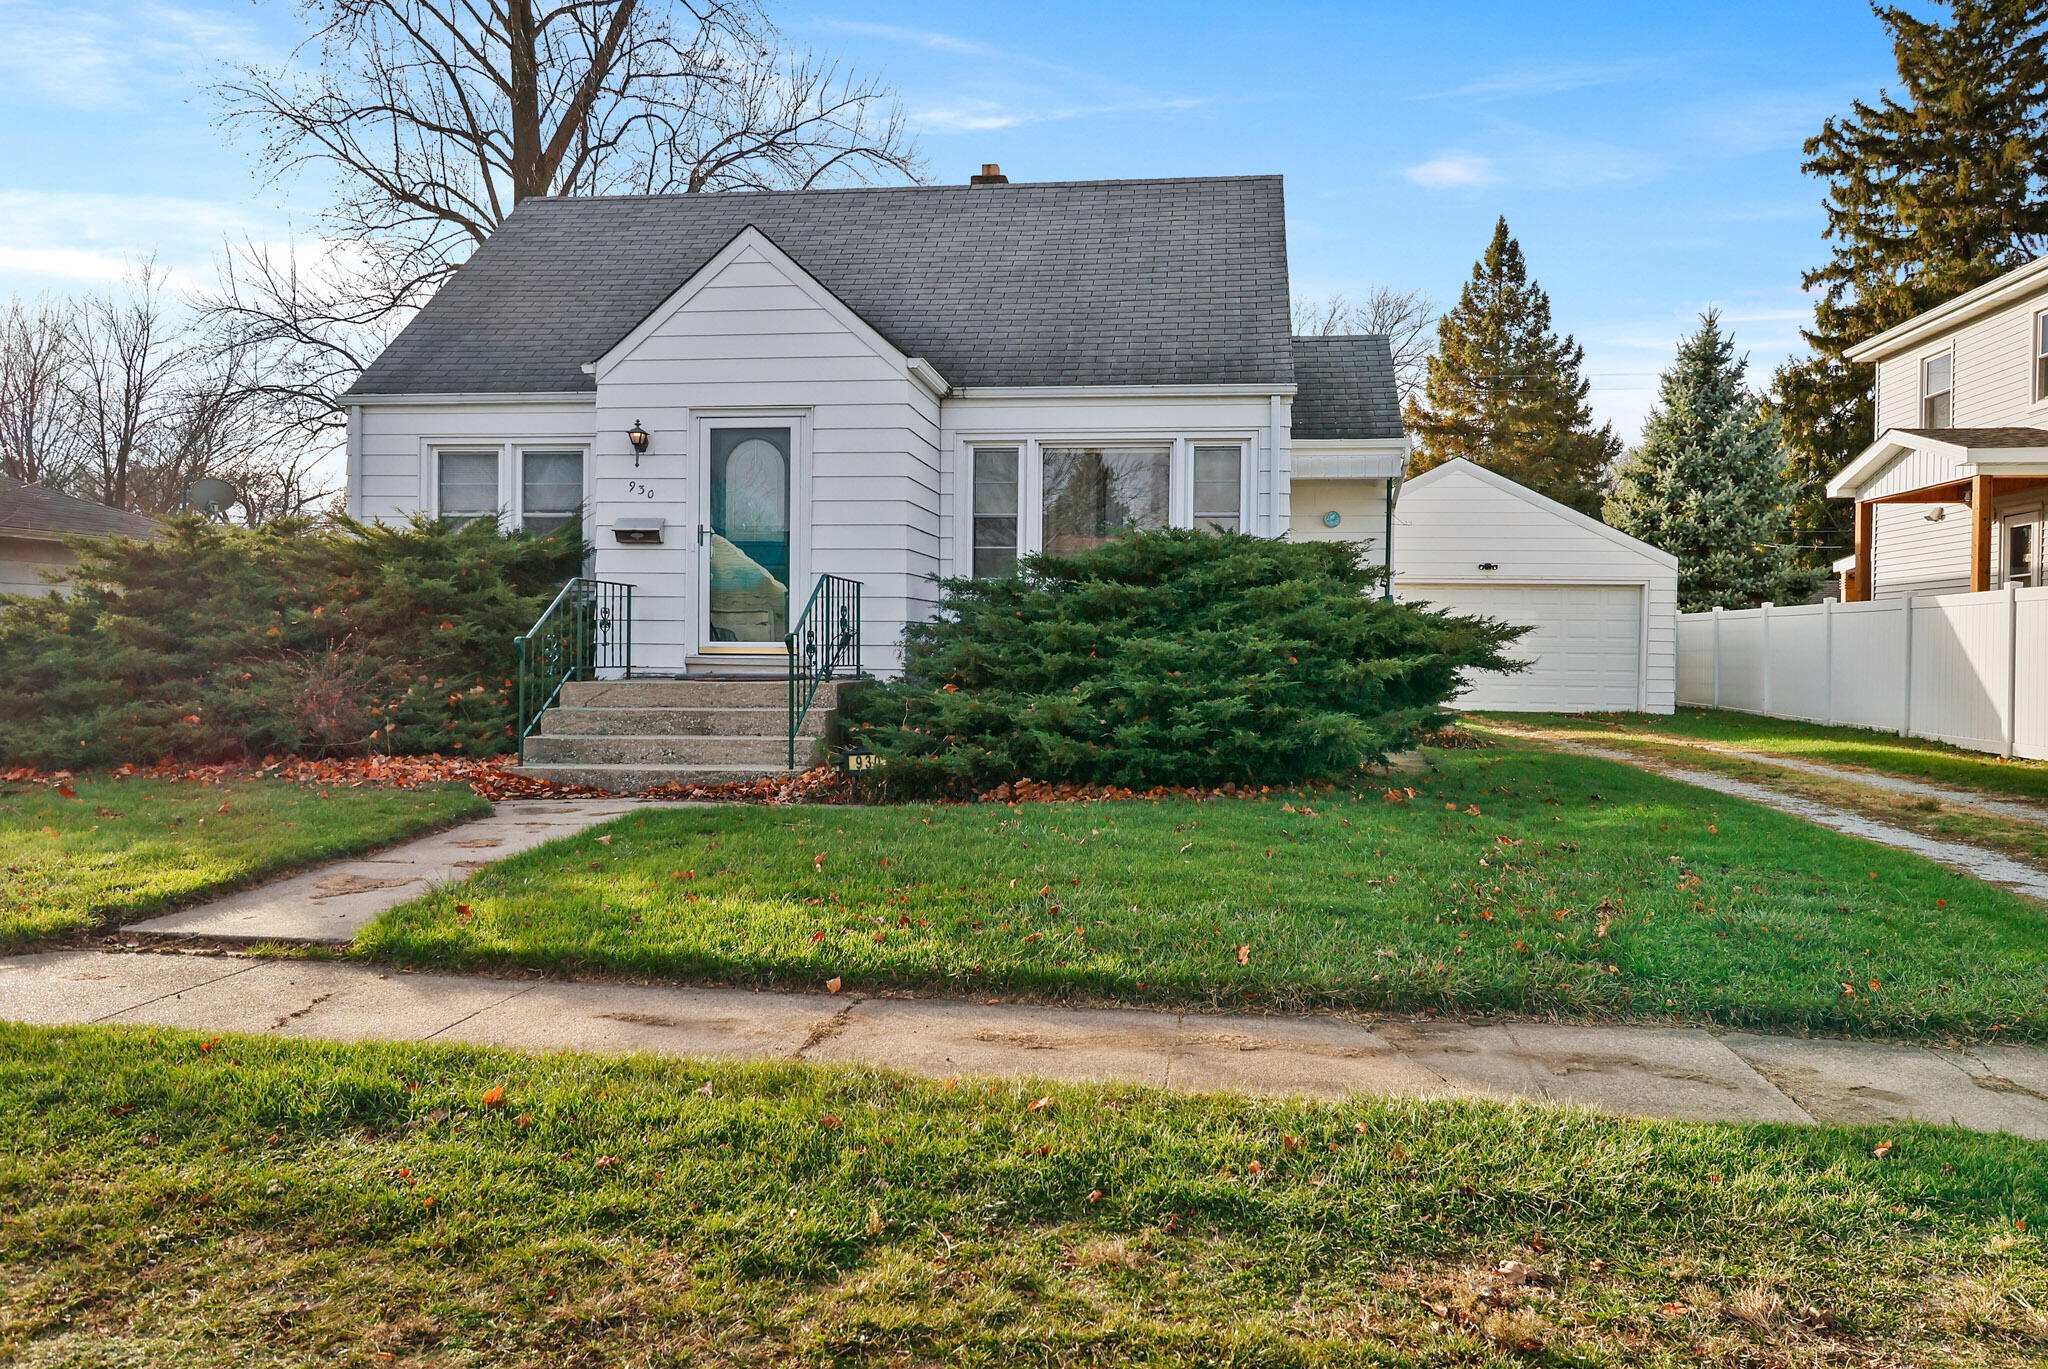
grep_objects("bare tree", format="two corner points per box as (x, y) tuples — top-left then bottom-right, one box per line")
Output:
(0, 296), (85, 491)
(69, 264), (188, 512)
(1293, 286), (1438, 404)
(205, 0), (923, 454)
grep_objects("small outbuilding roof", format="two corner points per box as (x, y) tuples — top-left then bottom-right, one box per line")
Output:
(0, 475), (162, 540)
(1396, 457), (1677, 570)
(349, 175), (1295, 397)
(1288, 336), (1403, 440)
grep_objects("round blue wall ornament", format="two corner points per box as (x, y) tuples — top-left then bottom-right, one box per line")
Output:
(1322, 510), (1342, 528)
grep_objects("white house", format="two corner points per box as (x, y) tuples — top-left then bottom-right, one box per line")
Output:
(1828, 253), (2048, 598)
(1393, 458), (1677, 713)
(0, 474), (162, 597)
(345, 171), (1403, 680)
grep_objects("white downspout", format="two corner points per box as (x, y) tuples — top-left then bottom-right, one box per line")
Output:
(1268, 392), (1287, 537)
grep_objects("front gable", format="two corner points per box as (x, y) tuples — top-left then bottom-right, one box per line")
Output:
(1395, 458), (1675, 581)
(591, 226), (934, 392)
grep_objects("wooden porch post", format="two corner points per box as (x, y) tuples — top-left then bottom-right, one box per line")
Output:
(1972, 473), (1996, 593)
(1852, 499), (1874, 602)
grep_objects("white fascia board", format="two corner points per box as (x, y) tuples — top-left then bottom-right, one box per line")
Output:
(345, 391), (595, 407)
(949, 383), (1298, 400)
(1402, 457), (1680, 571)
(589, 224), (910, 382)
(1845, 252), (2048, 362)
(1826, 433), (1920, 498)
(1291, 439), (1407, 480)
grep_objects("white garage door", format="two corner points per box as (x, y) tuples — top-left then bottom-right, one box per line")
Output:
(1403, 583), (1643, 712)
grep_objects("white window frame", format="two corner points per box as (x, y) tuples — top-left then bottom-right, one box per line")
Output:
(2033, 309), (2048, 405)
(952, 434), (1257, 575)
(1920, 344), (1954, 428)
(425, 441), (591, 531)
(513, 443), (589, 535)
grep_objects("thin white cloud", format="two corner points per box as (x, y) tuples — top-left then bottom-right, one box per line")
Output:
(1402, 154), (1496, 189)
(0, 188), (282, 294)
(1421, 59), (1660, 102)
(0, 0), (273, 110)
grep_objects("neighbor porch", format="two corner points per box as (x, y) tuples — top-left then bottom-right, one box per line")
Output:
(1827, 427), (2048, 600)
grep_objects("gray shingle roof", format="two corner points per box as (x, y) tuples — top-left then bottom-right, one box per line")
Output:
(349, 176), (1294, 396)
(0, 475), (163, 539)
(1288, 336), (1402, 440)
(1896, 426), (2048, 447)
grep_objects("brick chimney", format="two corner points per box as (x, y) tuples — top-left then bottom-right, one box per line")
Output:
(969, 163), (1008, 185)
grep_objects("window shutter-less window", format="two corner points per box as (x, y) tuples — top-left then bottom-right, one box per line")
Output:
(972, 447), (1019, 577)
(438, 450), (499, 523)
(1192, 445), (1243, 533)
(521, 449), (583, 535)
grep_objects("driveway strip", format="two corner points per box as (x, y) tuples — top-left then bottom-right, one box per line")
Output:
(8, 948), (2048, 1139)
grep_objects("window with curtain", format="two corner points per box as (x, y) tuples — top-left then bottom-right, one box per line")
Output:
(1040, 445), (1169, 554)
(437, 449), (499, 524)
(1922, 350), (1953, 428)
(971, 446), (1019, 577)
(520, 449), (583, 535)
(1192, 444), (1243, 533)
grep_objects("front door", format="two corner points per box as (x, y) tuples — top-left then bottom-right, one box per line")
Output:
(699, 422), (794, 654)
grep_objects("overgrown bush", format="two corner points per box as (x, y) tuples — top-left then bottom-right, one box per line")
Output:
(0, 516), (584, 768)
(844, 528), (1525, 793)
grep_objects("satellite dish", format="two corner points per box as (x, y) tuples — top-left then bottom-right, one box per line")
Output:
(186, 478), (240, 519)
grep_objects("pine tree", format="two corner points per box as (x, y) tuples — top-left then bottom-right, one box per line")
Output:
(1404, 217), (1620, 516)
(1608, 311), (1820, 612)
(1775, 0), (2048, 560)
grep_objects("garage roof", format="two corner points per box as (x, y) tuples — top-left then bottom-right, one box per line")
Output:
(0, 475), (163, 540)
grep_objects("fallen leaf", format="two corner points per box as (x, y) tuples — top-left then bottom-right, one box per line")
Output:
(1659, 1301), (1691, 1318)
(1027, 1096), (1052, 1112)
(1087, 1189), (1102, 1203)
(695, 1081), (715, 1098)
(594, 1155), (619, 1168)
(56, 784), (76, 799)
(1495, 1260), (1538, 1285)
(481, 1085), (505, 1108)
(820, 1113), (842, 1130)
(1872, 1140), (1894, 1159)
(826, 976), (843, 994)
(1236, 944), (1251, 965)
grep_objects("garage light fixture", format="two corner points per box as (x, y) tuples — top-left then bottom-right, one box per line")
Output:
(1477, 561), (1499, 571)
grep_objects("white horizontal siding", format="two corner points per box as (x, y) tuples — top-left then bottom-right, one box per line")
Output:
(0, 535), (72, 596)
(1288, 478), (1390, 569)
(1869, 502), (1971, 598)
(351, 401), (596, 526)
(1870, 280), (2048, 433)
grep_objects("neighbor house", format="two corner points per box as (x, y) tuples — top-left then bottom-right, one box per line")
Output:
(344, 170), (1404, 679)
(0, 474), (162, 597)
(1828, 254), (2048, 598)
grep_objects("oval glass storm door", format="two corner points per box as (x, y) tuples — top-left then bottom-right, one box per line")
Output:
(705, 426), (792, 645)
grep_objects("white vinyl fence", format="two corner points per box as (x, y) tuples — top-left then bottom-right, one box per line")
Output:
(1676, 584), (2048, 759)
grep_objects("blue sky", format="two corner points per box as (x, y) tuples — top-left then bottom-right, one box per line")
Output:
(0, 0), (1896, 442)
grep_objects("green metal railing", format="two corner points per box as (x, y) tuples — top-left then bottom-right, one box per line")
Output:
(787, 574), (862, 768)
(514, 577), (633, 762)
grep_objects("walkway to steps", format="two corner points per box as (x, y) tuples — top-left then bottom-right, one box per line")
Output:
(9, 948), (2048, 1137)
(122, 798), (691, 941)
(521, 677), (842, 793)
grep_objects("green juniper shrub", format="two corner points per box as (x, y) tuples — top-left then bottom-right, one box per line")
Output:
(843, 528), (1524, 794)
(0, 515), (583, 768)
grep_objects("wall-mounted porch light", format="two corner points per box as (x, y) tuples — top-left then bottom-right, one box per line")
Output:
(627, 420), (650, 466)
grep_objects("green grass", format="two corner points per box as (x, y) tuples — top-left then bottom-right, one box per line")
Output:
(360, 742), (2048, 1040)
(1, 776), (491, 948)
(1490, 708), (2048, 803)
(5, 1022), (2045, 1367)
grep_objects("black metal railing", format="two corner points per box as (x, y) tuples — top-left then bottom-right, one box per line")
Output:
(514, 577), (633, 762)
(786, 574), (862, 768)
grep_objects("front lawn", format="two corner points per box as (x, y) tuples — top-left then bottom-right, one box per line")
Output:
(6, 1023), (2045, 1366)
(1492, 708), (2048, 803)
(360, 742), (2048, 1040)
(1, 776), (490, 948)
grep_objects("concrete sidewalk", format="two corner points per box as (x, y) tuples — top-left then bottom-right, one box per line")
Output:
(9, 948), (2048, 1138)
(125, 798), (688, 941)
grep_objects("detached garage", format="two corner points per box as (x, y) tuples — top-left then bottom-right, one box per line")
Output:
(1392, 458), (1677, 714)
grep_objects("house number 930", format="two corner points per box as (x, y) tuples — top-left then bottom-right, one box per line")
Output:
(625, 480), (658, 500)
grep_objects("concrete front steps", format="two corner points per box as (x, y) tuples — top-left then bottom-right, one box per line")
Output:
(520, 678), (841, 792)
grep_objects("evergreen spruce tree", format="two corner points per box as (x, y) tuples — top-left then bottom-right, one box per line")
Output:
(1776, 0), (2048, 559)
(1404, 217), (1620, 517)
(1608, 311), (1820, 611)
